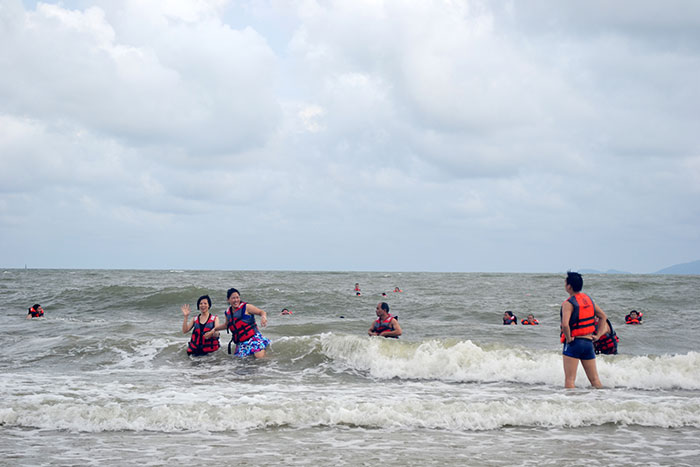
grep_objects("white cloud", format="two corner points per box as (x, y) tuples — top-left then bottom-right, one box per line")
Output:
(1, 0), (698, 272)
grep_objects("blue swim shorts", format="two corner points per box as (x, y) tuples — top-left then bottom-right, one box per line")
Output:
(562, 338), (596, 360)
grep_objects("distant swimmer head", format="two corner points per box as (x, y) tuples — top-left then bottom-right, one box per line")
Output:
(197, 295), (212, 310)
(565, 271), (583, 292)
(32, 303), (41, 310)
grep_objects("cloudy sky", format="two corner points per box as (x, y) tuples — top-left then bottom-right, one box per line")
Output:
(1, 0), (699, 273)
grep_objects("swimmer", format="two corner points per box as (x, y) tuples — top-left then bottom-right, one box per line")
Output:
(368, 302), (402, 338)
(625, 310), (643, 325)
(26, 304), (44, 319)
(521, 314), (539, 325)
(503, 311), (517, 325)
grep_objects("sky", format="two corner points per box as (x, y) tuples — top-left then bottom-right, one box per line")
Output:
(1, 0), (699, 273)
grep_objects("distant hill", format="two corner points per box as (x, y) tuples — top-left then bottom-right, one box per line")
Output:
(654, 259), (700, 275)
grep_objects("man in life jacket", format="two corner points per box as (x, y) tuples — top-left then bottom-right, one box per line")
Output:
(560, 271), (607, 389)
(521, 314), (539, 325)
(503, 311), (518, 325)
(593, 316), (619, 355)
(368, 302), (402, 338)
(26, 304), (44, 319)
(181, 295), (220, 356)
(625, 310), (643, 325)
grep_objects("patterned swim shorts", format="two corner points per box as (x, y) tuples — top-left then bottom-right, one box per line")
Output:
(234, 331), (271, 357)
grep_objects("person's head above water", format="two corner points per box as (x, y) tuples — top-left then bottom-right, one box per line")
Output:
(196, 295), (211, 310)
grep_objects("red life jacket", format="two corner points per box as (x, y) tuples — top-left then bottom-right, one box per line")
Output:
(187, 314), (220, 355)
(560, 293), (596, 342)
(594, 319), (619, 355)
(225, 303), (258, 352)
(28, 306), (44, 318)
(503, 315), (517, 325)
(625, 313), (643, 324)
(521, 319), (539, 325)
(372, 314), (398, 338)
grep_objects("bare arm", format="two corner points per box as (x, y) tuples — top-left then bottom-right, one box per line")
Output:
(246, 304), (268, 327)
(368, 322), (378, 336)
(561, 301), (573, 343)
(181, 305), (194, 334)
(592, 304), (608, 341)
(203, 316), (221, 340)
(381, 318), (402, 338)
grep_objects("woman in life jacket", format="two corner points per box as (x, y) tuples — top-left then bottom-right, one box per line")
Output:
(368, 302), (402, 338)
(593, 316), (619, 355)
(625, 310), (643, 325)
(182, 295), (220, 356)
(503, 311), (518, 325)
(209, 288), (270, 358)
(26, 304), (44, 319)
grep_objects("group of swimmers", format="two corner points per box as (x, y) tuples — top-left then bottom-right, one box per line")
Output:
(354, 283), (402, 297)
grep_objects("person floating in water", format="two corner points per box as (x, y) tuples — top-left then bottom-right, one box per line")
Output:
(521, 314), (539, 325)
(393, 287), (402, 293)
(210, 288), (270, 358)
(625, 310), (643, 325)
(368, 302), (402, 338)
(354, 283), (361, 292)
(560, 271), (607, 389)
(503, 311), (517, 325)
(280, 308), (293, 315)
(181, 295), (220, 356)
(26, 304), (44, 319)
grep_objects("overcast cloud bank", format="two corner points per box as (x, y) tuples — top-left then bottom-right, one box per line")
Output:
(1, 0), (699, 273)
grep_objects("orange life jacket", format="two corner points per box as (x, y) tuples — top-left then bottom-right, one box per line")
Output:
(28, 306), (44, 318)
(560, 293), (596, 342)
(521, 319), (539, 325)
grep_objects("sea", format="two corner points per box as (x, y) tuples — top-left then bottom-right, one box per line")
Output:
(1, 269), (699, 466)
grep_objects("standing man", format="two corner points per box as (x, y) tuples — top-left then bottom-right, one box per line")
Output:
(368, 302), (402, 338)
(560, 271), (607, 388)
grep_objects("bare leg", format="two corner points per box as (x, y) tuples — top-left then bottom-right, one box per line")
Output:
(580, 358), (603, 388)
(563, 355), (579, 388)
(253, 349), (266, 358)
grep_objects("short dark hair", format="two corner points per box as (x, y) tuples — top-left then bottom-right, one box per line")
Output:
(227, 288), (240, 299)
(197, 295), (211, 308)
(379, 302), (390, 313)
(566, 271), (583, 292)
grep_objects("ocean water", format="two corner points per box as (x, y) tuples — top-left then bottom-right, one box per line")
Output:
(1, 269), (699, 466)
